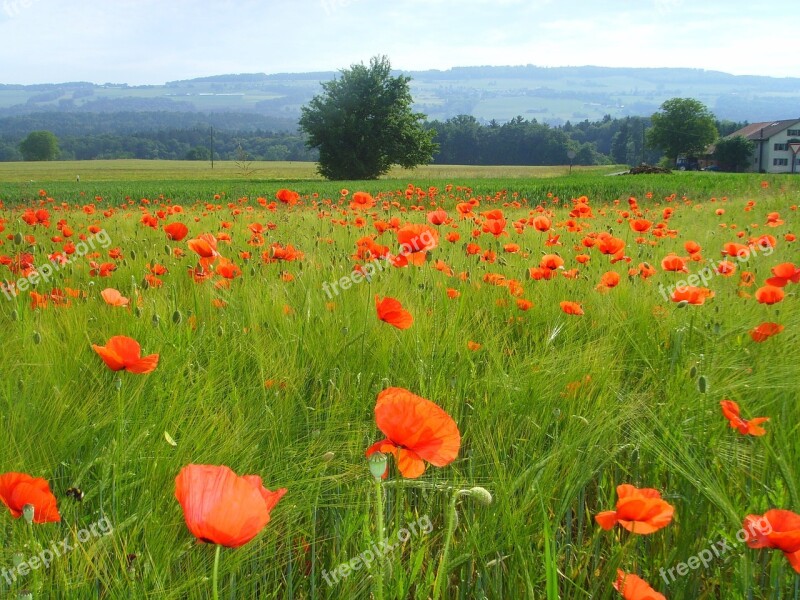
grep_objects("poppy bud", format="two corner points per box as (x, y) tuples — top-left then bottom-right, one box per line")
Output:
(697, 375), (708, 394)
(134, 306), (142, 318)
(10, 310), (18, 321)
(22, 503), (35, 524)
(32, 331), (41, 345)
(13, 232), (23, 245)
(217, 325), (224, 337)
(368, 452), (388, 480)
(172, 310), (183, 324)
(114, 377), (122, 391)
(130, 250), (137, 260)
(322, 451), (335, 463)
(676, 300), (689, 308)
(165, 245), (171, 255)
(468, 487), (493, 506)
(151, 313), (160, 327)
(689, 365), (697, 378)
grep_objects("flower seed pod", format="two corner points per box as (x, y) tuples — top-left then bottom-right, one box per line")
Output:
(468, 487), (493, 506)
(22, 503), (35, 524)
(368, 452), (387, 480)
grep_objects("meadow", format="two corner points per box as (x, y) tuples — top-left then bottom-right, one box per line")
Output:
(0, 162), (798, 599)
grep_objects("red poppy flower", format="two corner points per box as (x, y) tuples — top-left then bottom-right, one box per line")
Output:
(101, 288), (129, 307)
(175, 464), (286, 548)
(427, 209), (448, 225)
(660, 254), (688, 273)
(612, 570), (665, 600)
(164, 222), (189, 241)
(560, 301), (584, 315)
(92, 335), (159, 374)
(375, 296), (413, 329)
(187, 233), (219, 259)
(720, 400), (769, 436)
(396, 224), (438, 265)
(597, 236), (625, 255)
(671, 286), (714, 305)
(629, 219), (652, 233)
(533, 215), (551, 231)
(597, 271), (621, 290)
(743, 509), (800, 573)
(275, 189), (300, 205)
(766, 263), (800, 287)
(365, 387), (460, 478)
(0, 472), (60, 523)
(749, 322), (784, 342)
(540, 254), (565, 270)
(595, 484), (674, 534)
(755, 285), (784, 305)
(684, 240), (701, 255)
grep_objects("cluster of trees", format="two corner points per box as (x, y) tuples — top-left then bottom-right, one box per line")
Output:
(2, 57), (758, 178)
(1, 128), (314, 161)
(646, 98), (755, 171)
(425, 114), (664, 167)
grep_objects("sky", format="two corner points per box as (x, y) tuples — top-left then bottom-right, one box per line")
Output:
(1, 0), (798, 85)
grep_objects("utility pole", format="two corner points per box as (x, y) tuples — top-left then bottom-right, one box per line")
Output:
(641, 119), (646, 165)
(210, 126), (214, 169)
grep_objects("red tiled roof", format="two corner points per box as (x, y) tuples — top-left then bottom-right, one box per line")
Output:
(728, 119), (800, 141)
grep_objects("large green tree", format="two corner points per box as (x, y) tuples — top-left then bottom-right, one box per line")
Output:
(299, 56), (437, 180)
(713, 135), (755, 172)
(646, 98), (717, 161)
(19, 130), (60, 161)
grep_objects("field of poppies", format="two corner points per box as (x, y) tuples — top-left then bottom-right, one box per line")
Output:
(0, 168), (799, 599)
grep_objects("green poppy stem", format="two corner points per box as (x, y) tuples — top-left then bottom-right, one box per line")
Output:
(374, 478), (385, 600)
(212, 544), (222, 600)
(433, 490), (460, 600)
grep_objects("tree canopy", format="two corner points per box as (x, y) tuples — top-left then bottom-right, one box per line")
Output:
(299, 56), (437, 180)
(19, 130), (59, 161)
(646, 98), (718, 161)
(713, 135), (755, 172)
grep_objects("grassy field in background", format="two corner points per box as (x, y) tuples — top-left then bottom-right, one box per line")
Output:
(0, 168), (799, 598)
(0, 159), (621, 183)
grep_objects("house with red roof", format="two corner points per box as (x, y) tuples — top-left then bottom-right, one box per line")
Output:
(727, 119), (800, 173)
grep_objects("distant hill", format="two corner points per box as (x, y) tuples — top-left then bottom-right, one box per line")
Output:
(1, 65), (799, 126)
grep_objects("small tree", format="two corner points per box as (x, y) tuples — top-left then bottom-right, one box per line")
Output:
(713, 135), (755, 172)
(233, 144), (255, 177)
(19, 130), (59, 161)
(299, 55), (437, 180)
(646, 98), (717, 162)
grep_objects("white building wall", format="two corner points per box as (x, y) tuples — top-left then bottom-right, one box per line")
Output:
(766, 124), (800, 173)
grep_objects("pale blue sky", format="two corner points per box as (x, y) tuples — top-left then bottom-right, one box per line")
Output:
(1, 0), (796, 84)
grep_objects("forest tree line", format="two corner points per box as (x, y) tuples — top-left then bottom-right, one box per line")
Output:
(0, 111), (746, 165)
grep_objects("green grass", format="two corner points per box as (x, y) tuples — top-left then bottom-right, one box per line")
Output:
(0, 167), (799, 598)
(0, 159), (621, 183)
